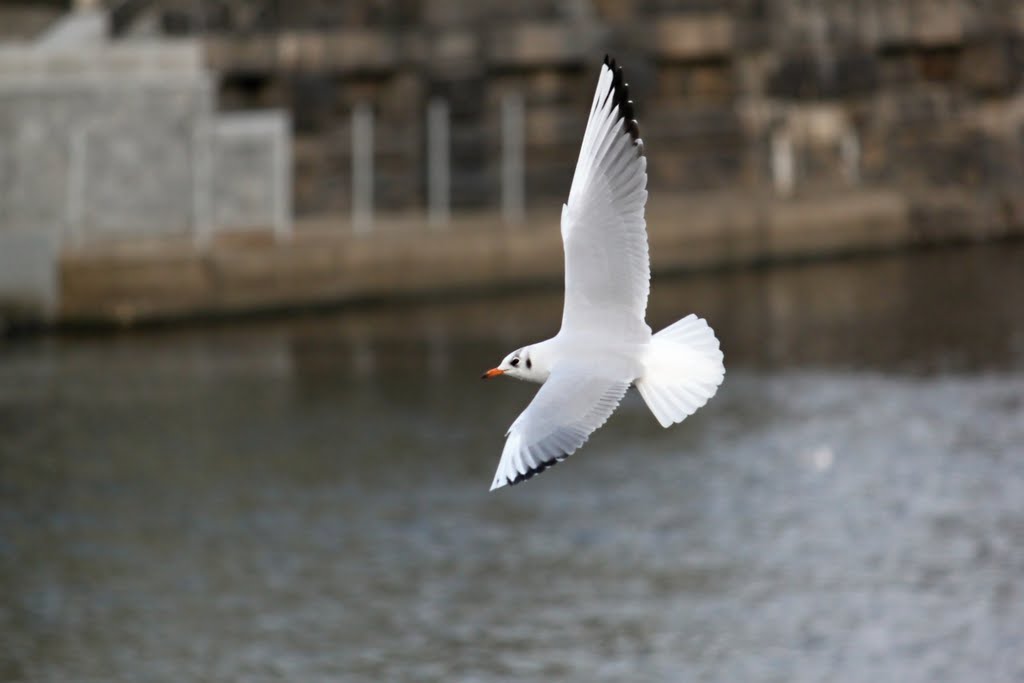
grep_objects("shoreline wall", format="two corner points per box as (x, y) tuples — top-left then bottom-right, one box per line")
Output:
(4, 1), (1024, 328)
(174, 1), (1024, 220)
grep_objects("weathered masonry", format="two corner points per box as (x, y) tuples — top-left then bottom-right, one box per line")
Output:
(3, 1), (1024, 327)
(125, 0), (1024, 221)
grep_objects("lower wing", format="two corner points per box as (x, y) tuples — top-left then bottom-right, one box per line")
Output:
(491, 364), (630, 490)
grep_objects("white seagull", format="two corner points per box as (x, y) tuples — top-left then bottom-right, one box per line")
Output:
(482, 56), (725, 491)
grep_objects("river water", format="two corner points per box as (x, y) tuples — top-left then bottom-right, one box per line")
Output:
(1, 245), (1023, 682)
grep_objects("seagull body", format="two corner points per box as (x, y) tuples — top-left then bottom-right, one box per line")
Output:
(483, 56), (725, 491)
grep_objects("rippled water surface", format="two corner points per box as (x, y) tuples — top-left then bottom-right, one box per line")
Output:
(2, 245), (1023, 682)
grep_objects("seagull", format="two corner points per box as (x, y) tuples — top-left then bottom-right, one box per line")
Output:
(482, 55), (725, 491)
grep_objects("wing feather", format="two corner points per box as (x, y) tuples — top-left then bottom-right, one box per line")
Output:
(560, 57), (651, 342)
(490, 365), (630, 490)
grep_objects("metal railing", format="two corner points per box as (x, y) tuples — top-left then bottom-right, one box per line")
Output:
(347, 92), (528, 233)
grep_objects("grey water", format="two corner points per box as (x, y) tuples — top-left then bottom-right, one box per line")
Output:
(1, 245), (1023, 682)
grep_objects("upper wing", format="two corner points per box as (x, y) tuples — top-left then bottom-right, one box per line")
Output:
(490, 364), (630, 490)
(560, 56), (650, 342)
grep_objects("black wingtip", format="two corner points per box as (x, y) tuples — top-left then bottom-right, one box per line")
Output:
(506, 454), (569, 486)
(627, 119), (640, 140)
(621, 99), (635, 121)
(602, 55), (641, 143)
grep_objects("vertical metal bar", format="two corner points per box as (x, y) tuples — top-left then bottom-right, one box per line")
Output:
(352, 102), (374, 234)
(840, 128), (860, 186)
(771, 127), (795, 197)
(192, 113), (212, 249)
(502, 91), (525, 225)
(427, 97), (450, 228)
(273, 113), (293, 240)
(66, 128), (87, 248)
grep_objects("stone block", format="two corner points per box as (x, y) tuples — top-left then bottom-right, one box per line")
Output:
(34, 8), (107, 48)
(210, 111), (292, 238)
(0, 229), (58, 321)
(0, 74), (213, 242)
(959, 38), (1023, 95)
(320, 30), (398, 71)
(767, 50), (879, 99)
(653, 13), (734, 61)
(278, 32), (329, 71)
(875, 1), (966, 49)
(488, 23), (587, 67)
(426, 30), (480, 72)
(656, 62), (735, 103)
(203, 35), (277, 72)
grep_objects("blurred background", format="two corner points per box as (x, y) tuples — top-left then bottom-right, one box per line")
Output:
(1, 1), (1023, 681)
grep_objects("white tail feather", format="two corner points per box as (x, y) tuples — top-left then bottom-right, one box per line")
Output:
(636, 314), (725, 428)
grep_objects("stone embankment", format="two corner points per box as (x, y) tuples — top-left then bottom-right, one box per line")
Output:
(57, 188), (1020, 326)
(4, 1), (1024, 328)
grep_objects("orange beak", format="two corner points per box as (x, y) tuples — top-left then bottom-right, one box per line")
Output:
(481, 368), (504, 380)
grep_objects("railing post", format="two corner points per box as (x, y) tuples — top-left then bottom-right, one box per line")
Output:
(840, 129), (860, 186)
(352, 102), (374, 234)
(427, 97), (450, 228)
(273, 112), (293, 241)
(501, 91), (525, 225)
(192, 117), (212, 249)
(771, 127), (795, 197)
(65, 127), (88, 248)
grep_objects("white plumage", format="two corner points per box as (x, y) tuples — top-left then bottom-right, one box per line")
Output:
(483, 56), (725, 491)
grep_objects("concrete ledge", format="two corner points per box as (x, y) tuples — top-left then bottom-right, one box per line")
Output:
(52, 189), (940, 326)
(0, 42), (203, 78)
(204, 30), (400, 73)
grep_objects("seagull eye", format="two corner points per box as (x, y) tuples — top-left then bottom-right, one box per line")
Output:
(526, 359), (532, 369)
(510, 358), (520, 367)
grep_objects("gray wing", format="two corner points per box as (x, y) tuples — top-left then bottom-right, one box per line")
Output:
(490, 364), (630, 490)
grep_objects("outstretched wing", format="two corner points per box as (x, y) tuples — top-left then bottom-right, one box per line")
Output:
(560, 56), (650, 343)
(490, 364), (630, 491)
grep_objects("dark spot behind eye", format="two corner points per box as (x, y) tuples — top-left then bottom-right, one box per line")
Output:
(510, 358), (519, 367)
(526, 359), (532, 369)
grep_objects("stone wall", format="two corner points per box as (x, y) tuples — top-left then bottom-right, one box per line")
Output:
(8, 1), (1024, 227)
(210, 112), (292, 237)
(0, 37), (292, 245)
(0, 18), (293, 321)
(125, 0), (1024, 221)
(0, 43), (212, 243)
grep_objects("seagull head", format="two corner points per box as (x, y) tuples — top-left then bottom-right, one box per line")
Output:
(482, 347), (542, 383)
